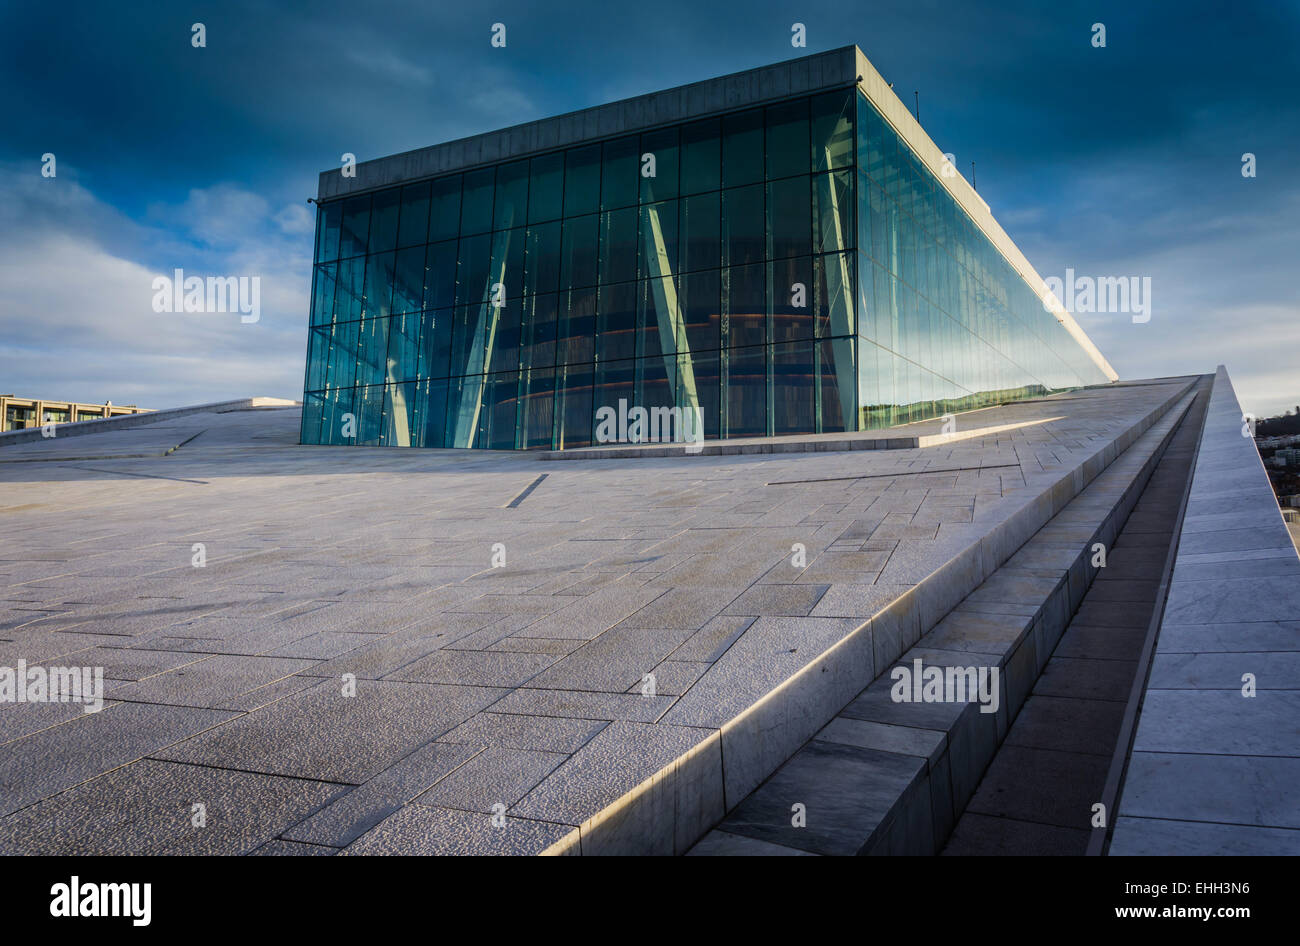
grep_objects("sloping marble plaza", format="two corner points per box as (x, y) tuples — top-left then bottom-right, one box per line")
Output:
(1, 372), (1294, 854)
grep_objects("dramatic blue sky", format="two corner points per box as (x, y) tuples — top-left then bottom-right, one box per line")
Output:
(2, 0), (1297, 416)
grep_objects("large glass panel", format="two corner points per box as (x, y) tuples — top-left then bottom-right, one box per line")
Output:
(722, 108), (763, 188)
(518, 367), (555, 449)
(680, 117), (721, 195)
(425, 239), (457, 310)
(385, 310), (423, 382)
(460, 167), (495, 235)
(767, 176), (811, 260)
(397, 182), (431, 249)
(528, 153), (564, 223)
(554, 364), (593, 449)
(305, 325), (330, 390)
(811, 89), (854, 171)
(455, 233), (492, 306)
(339, 195), (370, 258)
(445, 374), (485, 448)
(381, 381), (417, 447)
(679, 269), (720, 353)
(356, 314), (390, 386)
(336, 255), (365, 322)
(494, 160), (529, 231)
(317, 201), (342, 262)
(564, 144), (601, 217)
(483, 297), (520, 375)
(320, 387), (355, 445)
(722, 183), (764, 268)
(596, 281), (637, 364)
(476, 371), (520, 449)
(414, 377), (450, 447)
(640, 126), (679, 203)
(593, 358), (636, 442)
(524, 221), (561, 297)
(679, 192), (720, 273)
(489, 227), (526, 301)
(813, 170), (853, 255)
(301, 390), (326, 443)
(639, 274), (678, 361)
(639, 200), (678, 281)
(599, 208), (637, 286)
(369, 188), (401, 253)
(676, 348), (719, 441)
(422, 307), (453, 379)
(765, 99), (810, 179)
(560, 214), (598, 290)
(772, 340), (815, 435)
(723, 262), (766, 349)
(429, 175), (462, 243)
(601, 136), (639, 211)
(326, 319), (359, 390)
(310, 263), (337, 326)
(769, 255), (814, 343)
(856, 173), (872, 261)
(520, 292), (558, 371)
(636, 354), (677, 425)
(362, 252), (396, 319)
(723, 343), (767, 439)
(558, 287), (595, 366)
(450, 305), (488, 377)
(818, 337), (855, 433)
(814, 251), (855, 338)
(392, 246), (425, 315)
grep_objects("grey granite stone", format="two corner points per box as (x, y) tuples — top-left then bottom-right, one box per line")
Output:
(719, 739), (925, 856)
(0, 759), (345, 854)
(282, 741), (481, 846)
(1108, 816), (1300, 855)
(524, 625), (695, 693)
(383, 648), (558, 688)
(686, 828), (818, 856)
(438, 712), (606, 753)
(154, 679), (505, 783)
(1129, 689), (1300, 756)
(105, 654), (319, 709)
(0, 702), (235, 817)
(341, 804), (575, 855)
(415, 746), (565, 813)
(1121, 751), (1300, 829)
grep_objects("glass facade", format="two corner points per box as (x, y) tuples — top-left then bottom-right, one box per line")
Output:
(301, 86), (1109, 449)
(851, 92), (1109, 429)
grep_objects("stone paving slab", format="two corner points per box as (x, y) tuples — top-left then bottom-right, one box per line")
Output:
(339, 804), (574, 856)
(0, 758), (344, 855)
(1109, 816), (1300, 856)
(281, 741), (481, 847)
(0, 702), (237, 817)
(152, 679), (506, 784)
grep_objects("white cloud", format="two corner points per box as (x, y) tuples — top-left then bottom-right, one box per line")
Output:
(0, 171), (307, 407)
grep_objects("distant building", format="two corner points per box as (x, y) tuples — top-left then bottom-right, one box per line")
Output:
(0, 394), (150, 432)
